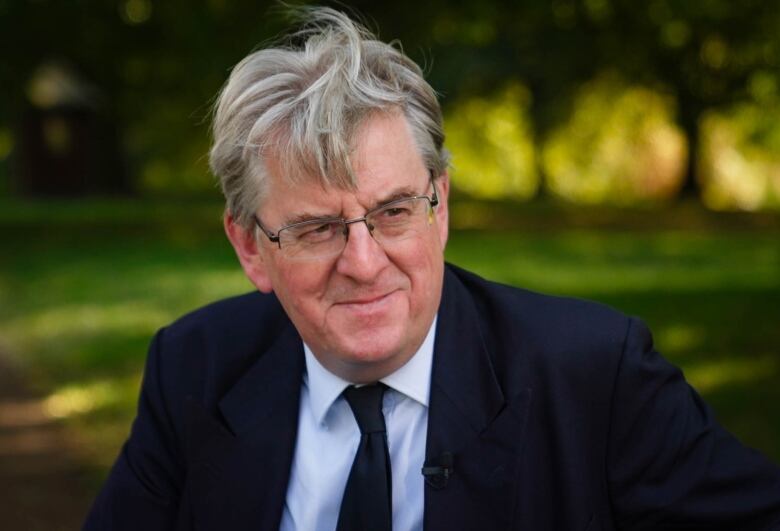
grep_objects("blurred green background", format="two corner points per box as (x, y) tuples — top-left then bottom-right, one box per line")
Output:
(1, 1), (779, 529)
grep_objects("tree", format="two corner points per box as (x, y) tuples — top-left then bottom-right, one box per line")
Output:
(2, 0), (778, 201)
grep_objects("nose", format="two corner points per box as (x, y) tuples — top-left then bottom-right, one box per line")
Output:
(335, 219), (390, 282)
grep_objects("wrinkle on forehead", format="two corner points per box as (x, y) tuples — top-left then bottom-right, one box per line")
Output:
(261, 109), (429, 221)
(275, 182), (421, 226)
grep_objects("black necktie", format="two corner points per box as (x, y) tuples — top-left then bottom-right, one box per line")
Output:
(336, 384), (392, 531)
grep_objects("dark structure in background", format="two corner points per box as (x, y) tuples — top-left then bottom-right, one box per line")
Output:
(15, 62), (126, 196)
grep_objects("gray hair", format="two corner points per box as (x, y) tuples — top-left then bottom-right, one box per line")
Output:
(209, 6), (449, 227)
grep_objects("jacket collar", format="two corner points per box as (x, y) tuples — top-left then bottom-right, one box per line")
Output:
(186, 320), (304, 531)
(423, 265), (531, 530)
(430, 267), (505, 434)
(218, 321), (304, 436)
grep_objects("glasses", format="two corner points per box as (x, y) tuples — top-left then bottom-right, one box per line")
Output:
(254, 177), (439, 261)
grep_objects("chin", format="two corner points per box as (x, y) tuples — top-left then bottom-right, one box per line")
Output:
(335, 328), (408, 365)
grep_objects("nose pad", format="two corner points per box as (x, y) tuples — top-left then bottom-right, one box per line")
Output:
(337, 218), (388, 279)
(344, 219), (376, 242)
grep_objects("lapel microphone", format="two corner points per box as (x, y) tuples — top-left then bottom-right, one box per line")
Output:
(421, 451), (454, 489)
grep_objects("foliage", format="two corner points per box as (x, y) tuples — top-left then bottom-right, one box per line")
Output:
(542, 72), (687, 204)
(699, 97), (780, 210)
(445, 84), (538, 200)
(1, 1), (780, 203)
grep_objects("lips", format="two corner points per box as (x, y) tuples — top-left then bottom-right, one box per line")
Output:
(337, 291), (394, 305)
(334, 290), (400, 316)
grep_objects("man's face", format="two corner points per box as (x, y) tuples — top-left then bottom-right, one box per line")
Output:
(230, 111), (449, 382)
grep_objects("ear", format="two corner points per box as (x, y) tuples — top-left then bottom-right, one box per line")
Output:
(434, 171), (450, 249)
(224, 212), (274, 293)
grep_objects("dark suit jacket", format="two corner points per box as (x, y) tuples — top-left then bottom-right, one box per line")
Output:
(84, 264), (780, 530)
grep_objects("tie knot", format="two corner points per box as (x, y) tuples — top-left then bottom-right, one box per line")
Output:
(343, 384), (386, 434)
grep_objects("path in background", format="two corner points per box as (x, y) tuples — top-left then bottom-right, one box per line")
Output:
(0, 351), (94, 530)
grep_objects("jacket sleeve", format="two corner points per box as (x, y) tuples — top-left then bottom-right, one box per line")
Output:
(83, 328), (184, 530)
(607, 317), (780, 530)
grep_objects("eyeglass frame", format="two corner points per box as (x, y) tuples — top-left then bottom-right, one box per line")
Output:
(253, 172), (440, 251)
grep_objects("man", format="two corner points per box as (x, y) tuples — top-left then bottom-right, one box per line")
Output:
(84, 7), (780, 531)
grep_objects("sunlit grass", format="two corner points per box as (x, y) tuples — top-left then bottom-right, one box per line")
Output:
(445, 229), (780, 295)
(684, 355), (778, 394)
(44, 378), (131, 419)
(655, 324), (705, 353)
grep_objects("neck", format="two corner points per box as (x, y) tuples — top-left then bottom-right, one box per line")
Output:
(323, 350), (417, 384)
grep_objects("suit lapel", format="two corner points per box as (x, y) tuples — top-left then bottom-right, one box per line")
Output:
(185, 321), (304, 531)
(424, 268), (531, 530)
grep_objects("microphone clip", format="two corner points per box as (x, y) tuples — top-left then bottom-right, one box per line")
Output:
(421, 451), (453, 489)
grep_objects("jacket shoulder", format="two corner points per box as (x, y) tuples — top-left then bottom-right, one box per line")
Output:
(162, 291), (287, 343)
(151, 291), (292, 403)
(444, 263), (635, 382)
(447, 263), (632, 344)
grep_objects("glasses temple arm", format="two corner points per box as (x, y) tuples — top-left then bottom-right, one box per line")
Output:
(253, 215), (282, 248)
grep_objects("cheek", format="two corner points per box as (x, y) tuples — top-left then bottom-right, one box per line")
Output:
(273, 263), (332, 318)
(393, 239), (444, 306)
(435, 210), (449, 248)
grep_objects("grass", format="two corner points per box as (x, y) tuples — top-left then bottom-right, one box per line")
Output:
(1, 197), (779, 485)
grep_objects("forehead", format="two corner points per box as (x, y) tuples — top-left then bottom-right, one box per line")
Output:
(261, 112), (428, 220)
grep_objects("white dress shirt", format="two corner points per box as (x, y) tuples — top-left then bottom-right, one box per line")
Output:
(279, 318), (436, 531)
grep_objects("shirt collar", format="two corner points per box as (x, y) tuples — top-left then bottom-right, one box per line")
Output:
(303, 315), (437, 426)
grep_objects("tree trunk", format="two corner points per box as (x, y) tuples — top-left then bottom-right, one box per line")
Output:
(677, 98), (701, 200)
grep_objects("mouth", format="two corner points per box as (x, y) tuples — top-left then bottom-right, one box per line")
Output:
(335, 290), (399, 313)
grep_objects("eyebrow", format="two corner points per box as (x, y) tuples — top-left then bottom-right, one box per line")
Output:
(281, 183), (428, 226)
(368, 186), (421, 210)
(283, 210), (340, 226)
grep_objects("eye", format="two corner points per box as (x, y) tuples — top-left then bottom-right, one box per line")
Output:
(377, 199), (416, 218)
(311, 223), (333, 233)
(292, 221), (341, 243)
(383, 206), (412, 217)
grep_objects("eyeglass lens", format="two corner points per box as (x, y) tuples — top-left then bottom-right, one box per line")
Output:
(278, 196), (433, 259)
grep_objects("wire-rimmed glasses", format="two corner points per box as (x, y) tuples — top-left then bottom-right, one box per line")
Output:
(254, 177), (439, 261)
